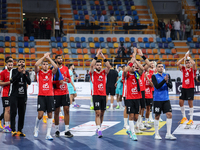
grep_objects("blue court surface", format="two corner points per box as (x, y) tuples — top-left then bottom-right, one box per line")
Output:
(0, 95), (200, 150)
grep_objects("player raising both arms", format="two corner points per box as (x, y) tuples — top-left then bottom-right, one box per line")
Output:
(90, 49), (111, 138)
(34, 52), (58, 140)
(176, 52), (196, 125)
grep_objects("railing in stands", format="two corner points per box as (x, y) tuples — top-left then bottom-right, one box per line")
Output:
(65, 21), (156, 34)
(147, 0), (158, 32)
(56, 0), (60, 19)
(0, 20), (17, 33)
(0, 58), (199, 70)
(182, 0), (196, 34)
(20, 0), (24, 34)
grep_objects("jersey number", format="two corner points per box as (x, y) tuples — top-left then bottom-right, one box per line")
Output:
(155, 107), (160, 112)
(128, 107), (131, 112)
(95, 102), (100, 107)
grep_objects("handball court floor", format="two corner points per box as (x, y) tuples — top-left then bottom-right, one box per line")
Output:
(0, 95), (200, 150)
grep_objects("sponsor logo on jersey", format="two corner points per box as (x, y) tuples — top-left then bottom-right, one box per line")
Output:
(43, 83), (49, 89)
(98, 76), (103, 81)
(131, 87), (138, 94)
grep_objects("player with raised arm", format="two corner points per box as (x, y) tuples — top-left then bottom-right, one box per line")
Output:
(54, 56), (75, 138)
(124, 48), (144, 141)
(176, 52), (196, 125)
(0, 60), (13, 132)
(90, 49), (111, 138)
(33, 52), (58, 140)
(152, 62), (176, 140)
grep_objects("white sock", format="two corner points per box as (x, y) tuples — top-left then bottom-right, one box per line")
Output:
(124, 118), (128, 126)
(180, 106), (186, 118)
(138, 115), (141, 124)
(154, 120), (159, 135)
(55, 125), (59, 131)
(136, 120), (139, 128)
(5, 122), (9, 127)
(119, 102), (122, 107)
(149, 112), (153, 119)
(35, 117), (40, 129)
(110, 103), (113, 108)
(8, 122), (10, 126)
(60, 107), (63, 112)
(117, 102), (119, 106)
(65, 125), (69, 132)
(145, 118), (149, 124)
(141, 117), (143, 124)
(73, 101), (76, 105)
(189, 107), (194, 120)
(166, 118), (172, 135)
(96, 125), (100, 131)
(129, 121), (134, 133)
(70, 104), (73, 107)
(46, 118), (53, 136)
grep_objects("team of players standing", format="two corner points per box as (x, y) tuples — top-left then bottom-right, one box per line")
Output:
(0, 47), (197, 141)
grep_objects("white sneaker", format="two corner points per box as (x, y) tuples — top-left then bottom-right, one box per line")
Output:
(34, 127), (39, 138)
(165, 134), (177, 140)
(155, 134), (162, 140)
(46, 135), (53, 140)
(159, 117), (163, 122)
(144, 123), (151, 128)
(123, 125), (129, 130)
(109, 107), (114, 111)
(149, 118), (154, 123)
(119, 106), (124, 109)
(135, 127), (143, 134)
(139, 123), (146, 131)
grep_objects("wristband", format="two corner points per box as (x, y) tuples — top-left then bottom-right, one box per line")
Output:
(94, 57), (97, 60)
(129, 63), (133, 67)
(142, 55), (146, 60)
(104, 59), (107, 62)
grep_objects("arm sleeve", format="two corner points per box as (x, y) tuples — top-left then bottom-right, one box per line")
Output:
(152, 75), (166, 89)
(166, 74), (172, 89)
(10, 69), (22, 83)
(24, 71), (31, 85)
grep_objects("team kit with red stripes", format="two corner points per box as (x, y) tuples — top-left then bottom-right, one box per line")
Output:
(0, 48), (197, 141)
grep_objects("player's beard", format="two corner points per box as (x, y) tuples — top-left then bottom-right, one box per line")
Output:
(58, 61), (62, 65)
(96, 68), (101, 72)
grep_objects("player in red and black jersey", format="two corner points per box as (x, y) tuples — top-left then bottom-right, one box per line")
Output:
(90, 49), (111, 138)
(177, 52), (196, 125)
(34, 52), (58, 140)
(0, 60), (13, 132)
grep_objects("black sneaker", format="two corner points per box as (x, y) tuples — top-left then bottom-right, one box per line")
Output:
(65, 131), (73, 138)
(55, 131), (60, 137)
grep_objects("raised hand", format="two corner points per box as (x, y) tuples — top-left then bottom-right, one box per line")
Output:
(164, 74), (169, 83)
(137, 49), (143, 56)
(44, 52), (51, 58)
(97, 48), (102, 56)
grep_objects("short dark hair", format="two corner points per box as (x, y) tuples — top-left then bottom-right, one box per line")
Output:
(55, 55), (62, 59)
(42, 61), (48, 64)
(96, 60), (102, 63)
(6, 60), (13, 63)
(68, 63), (73, 68)
(122, 65), (125, 69)
(5, 56), (12, 63)
(18, 59), (25, 62)
(156, 62), (162, 67)
(185, 59), (190, 63)
(110, 63), (114, 67)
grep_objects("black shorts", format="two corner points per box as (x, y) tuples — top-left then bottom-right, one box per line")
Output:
(54, 94), (70, 108)
(106, 86), (115, 96)
(140, 91), (145, 109)
(145, 99), (153, 106)
(2, 97), (10, 107)
(93, 95), (106, 110)
(179, 88), (194, 100)
(153, 100), (172, 114)
(37, 96), (55, 113)
(125, 99), (140, 114)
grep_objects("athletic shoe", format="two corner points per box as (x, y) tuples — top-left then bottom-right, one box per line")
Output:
(17, 131), (26, 137)
(144, 123), (151, 128)
(12, 131), (17, 137)
(4, 126), (12, 132)
(46, 135), (53, 140)
(165, 134), (177, 140)
(55, 131), (60, 137)
(119, 106), (124, 109)
(34, 127), (39, 138)
(106, 106), (109, 109)
(131, 133), (138, 141)
(43, 116), (47, 123)
(159, 117), (163, 122)
(123, 125), (129, 130)
(180, 117), (188, 124)
(135, 127), (143, 134)
(0, 120), (3, 129)
(186, 120), (193, 125)
(126, 130), (131, 138)
(65, 131), (73, 138)
(139, 123), (146, 131)
(155, 134), (162, 140)
(109, 107), (114, 111)
(98, 131), (103, 138)
(116, 105), (120, 109)
(149, 118), (154, 123)
(74, 104), (80, 108)
(90, 106), (94, 110)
